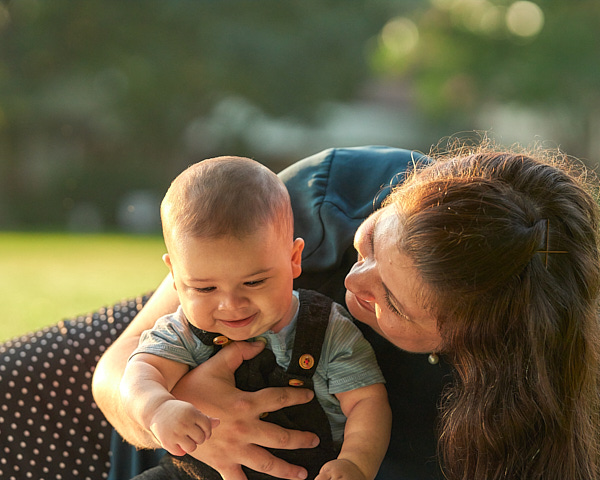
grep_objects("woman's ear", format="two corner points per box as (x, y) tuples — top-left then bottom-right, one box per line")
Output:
(291, 237), (304, 279)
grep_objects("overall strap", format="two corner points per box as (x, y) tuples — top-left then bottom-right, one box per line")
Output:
(187, 289), (333, 372)
(286, 289), (332, 379)
(187, 322), (231, 356)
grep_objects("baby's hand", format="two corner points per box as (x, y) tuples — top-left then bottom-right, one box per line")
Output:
(149, 399), (220, 456)
(315, 458), (367, 480)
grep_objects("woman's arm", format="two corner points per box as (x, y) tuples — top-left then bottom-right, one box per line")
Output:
(92, 275), (320, 480)
(92, 273), (180, 448)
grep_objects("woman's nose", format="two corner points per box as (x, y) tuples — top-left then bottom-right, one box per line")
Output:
(345, 260), (377, 301)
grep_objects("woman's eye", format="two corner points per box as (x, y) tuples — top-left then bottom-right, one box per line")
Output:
(384, 293), (410, 320)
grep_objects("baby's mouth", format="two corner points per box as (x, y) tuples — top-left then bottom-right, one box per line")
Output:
(218, 313), (257, 329)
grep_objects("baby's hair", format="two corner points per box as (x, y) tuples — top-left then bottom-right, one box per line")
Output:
(161, 156), (293, 248)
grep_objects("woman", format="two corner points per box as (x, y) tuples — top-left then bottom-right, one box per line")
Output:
(346, 145), (600, 479)
(93, 142), (600, 480)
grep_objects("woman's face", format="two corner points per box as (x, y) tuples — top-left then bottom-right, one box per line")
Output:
(345, 205), (442, 353)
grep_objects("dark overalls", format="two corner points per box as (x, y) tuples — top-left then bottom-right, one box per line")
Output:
(136, 289), (339, 480)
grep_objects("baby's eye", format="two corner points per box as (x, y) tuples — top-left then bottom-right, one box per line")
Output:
(194, 286), (216, 293)
(244, 279), (266, 287)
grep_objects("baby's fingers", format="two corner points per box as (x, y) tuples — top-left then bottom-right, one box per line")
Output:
(162, 441), (188, 457)
(187, 416), (220, 446)
(177, 436), (201, 455)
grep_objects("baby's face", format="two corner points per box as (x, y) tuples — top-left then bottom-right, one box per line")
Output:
(165, 225), (303, 341)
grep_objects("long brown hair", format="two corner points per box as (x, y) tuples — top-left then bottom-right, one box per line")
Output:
(387, 144), (600, 479)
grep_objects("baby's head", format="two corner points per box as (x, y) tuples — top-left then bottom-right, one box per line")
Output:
(161, 156), (293, 249)
(161, 156), (304, 339)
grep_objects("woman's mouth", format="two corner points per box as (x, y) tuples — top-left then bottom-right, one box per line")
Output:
(350, 292), (376, 313)
(218, 314), (257, 329)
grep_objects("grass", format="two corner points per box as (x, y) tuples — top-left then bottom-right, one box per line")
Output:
(0, 232), (168, 342)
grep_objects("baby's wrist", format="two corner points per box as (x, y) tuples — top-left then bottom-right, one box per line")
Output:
(142, 395), (176, 430)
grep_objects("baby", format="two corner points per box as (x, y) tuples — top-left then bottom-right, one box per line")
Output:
(120, 156), (391, 480)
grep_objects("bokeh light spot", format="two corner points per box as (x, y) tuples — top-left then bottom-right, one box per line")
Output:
(506, 1), (544, 38)
(380, 17), (419, 59)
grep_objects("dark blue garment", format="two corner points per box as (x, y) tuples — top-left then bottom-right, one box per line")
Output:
(109, 146), (452, 480)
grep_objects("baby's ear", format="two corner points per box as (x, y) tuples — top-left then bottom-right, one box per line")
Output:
(291, 238), (304, 278)
(162, 254), (177, 290)
(162, 253), (173, 270)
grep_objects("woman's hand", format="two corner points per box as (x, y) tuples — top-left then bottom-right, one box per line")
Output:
(172, 341), (320, 480)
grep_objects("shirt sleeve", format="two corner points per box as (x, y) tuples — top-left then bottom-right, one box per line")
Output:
(130, 310), (209, 368)
(320, 303), (386, 395)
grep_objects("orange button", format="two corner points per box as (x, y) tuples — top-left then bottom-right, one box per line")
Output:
(213, 335), (231, 346)
(288, 379), (304, 387)
(299, 354), (315, 370)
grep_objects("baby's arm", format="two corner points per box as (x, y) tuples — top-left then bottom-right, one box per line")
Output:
(120, 353), (219, 456)
(317, 383), (391, 480)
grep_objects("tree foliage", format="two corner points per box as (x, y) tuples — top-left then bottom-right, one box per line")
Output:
(370, 0), (600, 157)
(0, 1), (391, 229)
(1, 0), (598, 229)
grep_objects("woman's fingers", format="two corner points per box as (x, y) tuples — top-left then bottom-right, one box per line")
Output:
(236, 443), (310, 480)
(251, 416), (320, 451)
(172, 343), (320, 480)
(252, 385), (315, 416)
(192, 442), (310, 480)
(214, 465), (249, 480)
(216, 341), (268, 377)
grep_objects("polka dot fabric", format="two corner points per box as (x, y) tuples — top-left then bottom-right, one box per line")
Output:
(0, 294), (151, 480)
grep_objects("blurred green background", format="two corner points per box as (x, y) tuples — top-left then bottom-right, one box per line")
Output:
(1, 0), (599, 340)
